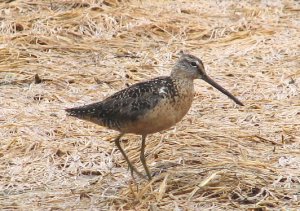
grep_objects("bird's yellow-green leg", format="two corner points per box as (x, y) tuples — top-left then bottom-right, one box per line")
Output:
(140, 135), (152, 180)
(114, 134), (145, 179)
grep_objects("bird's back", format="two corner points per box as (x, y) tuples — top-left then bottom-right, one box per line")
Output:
(66, 76), (194, 134)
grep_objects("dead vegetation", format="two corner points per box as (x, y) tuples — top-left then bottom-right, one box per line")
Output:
(0, 0), (299, 210)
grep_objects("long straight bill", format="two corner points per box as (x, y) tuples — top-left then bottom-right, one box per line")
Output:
(202, 75), (244, 106)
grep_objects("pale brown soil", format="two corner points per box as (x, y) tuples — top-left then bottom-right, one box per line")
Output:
(0, 0), (299, 210)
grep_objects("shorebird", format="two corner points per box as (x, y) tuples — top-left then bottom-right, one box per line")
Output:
(66, 53), (243, 180)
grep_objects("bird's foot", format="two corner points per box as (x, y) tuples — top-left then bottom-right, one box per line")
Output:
(151, 161), (179, 177)
(127, 164), (147, 180)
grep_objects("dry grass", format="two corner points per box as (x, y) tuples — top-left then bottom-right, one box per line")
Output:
(0, 0), (299, 210)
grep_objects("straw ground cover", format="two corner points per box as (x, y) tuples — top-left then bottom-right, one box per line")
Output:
(0, 0), (299, 210)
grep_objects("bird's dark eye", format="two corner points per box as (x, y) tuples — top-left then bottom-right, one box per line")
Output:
(190, 61), (197, 67)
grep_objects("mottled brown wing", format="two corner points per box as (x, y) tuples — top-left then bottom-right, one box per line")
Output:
(65, 76), (177, 129)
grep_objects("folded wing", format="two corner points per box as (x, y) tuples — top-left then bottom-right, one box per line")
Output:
(65, 77), (175, 130)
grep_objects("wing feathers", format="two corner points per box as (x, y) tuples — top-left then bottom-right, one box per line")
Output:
(65, 76), (177, 129)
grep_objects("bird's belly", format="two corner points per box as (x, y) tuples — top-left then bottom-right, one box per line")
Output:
(121, 96), (193, 135)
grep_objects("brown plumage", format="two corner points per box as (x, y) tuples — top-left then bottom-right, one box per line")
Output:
(66, 53), (244, 180)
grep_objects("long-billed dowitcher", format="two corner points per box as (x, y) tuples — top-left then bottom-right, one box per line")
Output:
(66, 53), (243, 180)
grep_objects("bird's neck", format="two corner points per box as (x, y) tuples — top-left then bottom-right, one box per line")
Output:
(170, 72), (194, 85)
(170, 75), (194, 97)
(170, 68), (193, 80)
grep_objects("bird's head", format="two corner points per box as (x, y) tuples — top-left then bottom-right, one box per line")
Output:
(172, 53), (244, 106)
(173, 53), (207, 80)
